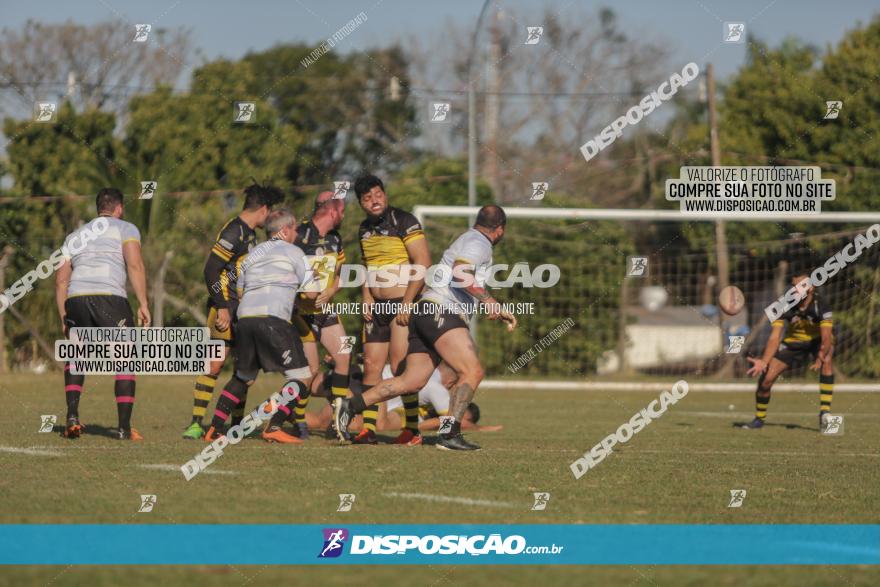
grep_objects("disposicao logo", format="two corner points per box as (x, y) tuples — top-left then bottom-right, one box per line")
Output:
(318, 528), (349, 558)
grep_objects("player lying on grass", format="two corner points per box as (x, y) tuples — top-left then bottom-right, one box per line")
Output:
(302, 362), (502, 434)
(204, 208), (316, 444)
(354, 173), (432, 446)
(745, 271), (835, 431)
(289, 190), (351, 440)
(55, 188), (150, 440)
(334, 205), (516, 451)
(182, 183), (282, 439)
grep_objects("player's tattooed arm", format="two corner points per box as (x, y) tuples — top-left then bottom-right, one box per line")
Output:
(454, 261), (516, 330)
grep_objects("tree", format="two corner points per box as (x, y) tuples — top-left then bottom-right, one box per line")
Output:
(0, 19), (190, 119)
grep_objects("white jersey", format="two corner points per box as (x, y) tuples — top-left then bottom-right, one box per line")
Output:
(421, 228), (493, 318)
(236, 239), (307, 321)
(384, 365), (449, 416)
(64, 216), (140, 298)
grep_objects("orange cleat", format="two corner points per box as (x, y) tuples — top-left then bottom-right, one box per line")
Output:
(351, 428), (378, 445)
(204, 426), (225, 442)
(393, 429), (422, 446)
(115, 428), (143, 440)
(262, 425), (304, 444)
(63, 417), (83, 439)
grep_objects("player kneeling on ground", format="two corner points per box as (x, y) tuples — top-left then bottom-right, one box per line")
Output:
(204, 209), (315, 444)
(334, 205), (516, 451)
(745, 271), (835, 432)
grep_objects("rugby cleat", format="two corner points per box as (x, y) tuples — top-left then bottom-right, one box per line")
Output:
(294, 421), (310, 440)
(351, 429), (377, 445)
(115, 428), (143, 441)
(741, 417), (765, 430)
(326, 423), (350, 442)
(62, 417), (83, 439)
(182, 422), (205, 440)
(204, 426), (225, 442)
(393, 429), (422, 446)
(262, 425), (303, 444)
(332, 398), (355, 443)
(436, 432), (480, 451)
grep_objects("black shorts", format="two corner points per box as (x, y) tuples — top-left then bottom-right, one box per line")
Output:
(295, 312), (340, 342)
(407, 300), (470, 367)
(774, 338), (820, 366)
(362, 297), (404, 344)
(64, 295), (134, 330)
(235, 316), (310, 378)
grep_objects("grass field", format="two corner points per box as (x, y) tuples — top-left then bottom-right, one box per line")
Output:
(1, 372), (879, 585)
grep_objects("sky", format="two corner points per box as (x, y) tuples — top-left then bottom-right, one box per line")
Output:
(1, 0), (878, 84)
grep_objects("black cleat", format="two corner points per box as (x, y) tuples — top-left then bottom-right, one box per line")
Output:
(436, 432), (481, 451)
(740, 417), (765, 430)
(332, 398), (354, 443)
(326, 422), (350, 442)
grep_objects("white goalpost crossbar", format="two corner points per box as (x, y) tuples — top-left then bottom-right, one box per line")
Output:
(414, 205), (880, 224)
(416, 205), (880, 392)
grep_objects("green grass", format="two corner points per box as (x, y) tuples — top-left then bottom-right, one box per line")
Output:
(1, 373), (878, 585)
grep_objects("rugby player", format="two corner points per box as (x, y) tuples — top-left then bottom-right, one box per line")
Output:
(182, 183), (282, 439)
(352, 174), (431, 445)
(745, 271), (835, 431)
(334, 205), (516, 451)
(302, 362), (501, 433)
(204, 209), (315, 444)
(289, 190), (351, 439)
(55, 188), (150, 440)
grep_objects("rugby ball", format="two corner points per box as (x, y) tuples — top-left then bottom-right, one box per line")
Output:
(718, 285), (745, 316)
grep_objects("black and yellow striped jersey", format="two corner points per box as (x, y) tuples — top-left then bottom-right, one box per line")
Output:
(295, 219), (346, 314)
(358, 207), (424, 269)
(772, 294), (833, 346)
(204, 216), (257, 309)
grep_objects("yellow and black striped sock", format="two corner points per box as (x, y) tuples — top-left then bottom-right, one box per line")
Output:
(330, 371), (349, 400)
(755, 376), (771, 420)
(191, 374), (218, 424)
(402, 393), (420, 433)
(294, 394), (310, 423)
(362, 406), (378, 432)
(819, 373), (834, 412)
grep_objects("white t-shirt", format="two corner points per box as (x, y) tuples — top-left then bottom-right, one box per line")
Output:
(421, 228), (493, 318)
(65, 216), (140, 298)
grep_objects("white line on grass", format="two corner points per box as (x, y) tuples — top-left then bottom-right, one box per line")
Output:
(0, 446), (63, 457)
(384, 491), (518, 509)
(137, 464), (237, 476)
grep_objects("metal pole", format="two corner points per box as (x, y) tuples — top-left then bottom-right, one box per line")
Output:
(467, 0), (492, 218)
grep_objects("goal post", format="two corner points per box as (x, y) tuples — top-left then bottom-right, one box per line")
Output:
(415, 205), (880, 391)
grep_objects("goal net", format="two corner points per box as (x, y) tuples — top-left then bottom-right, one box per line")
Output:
(416, 206), (880, 383)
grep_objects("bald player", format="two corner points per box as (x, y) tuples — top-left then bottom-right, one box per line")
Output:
(289, 190), (352, 439)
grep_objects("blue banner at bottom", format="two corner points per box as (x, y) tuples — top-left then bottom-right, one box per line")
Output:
(1, 524), (878, 565)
